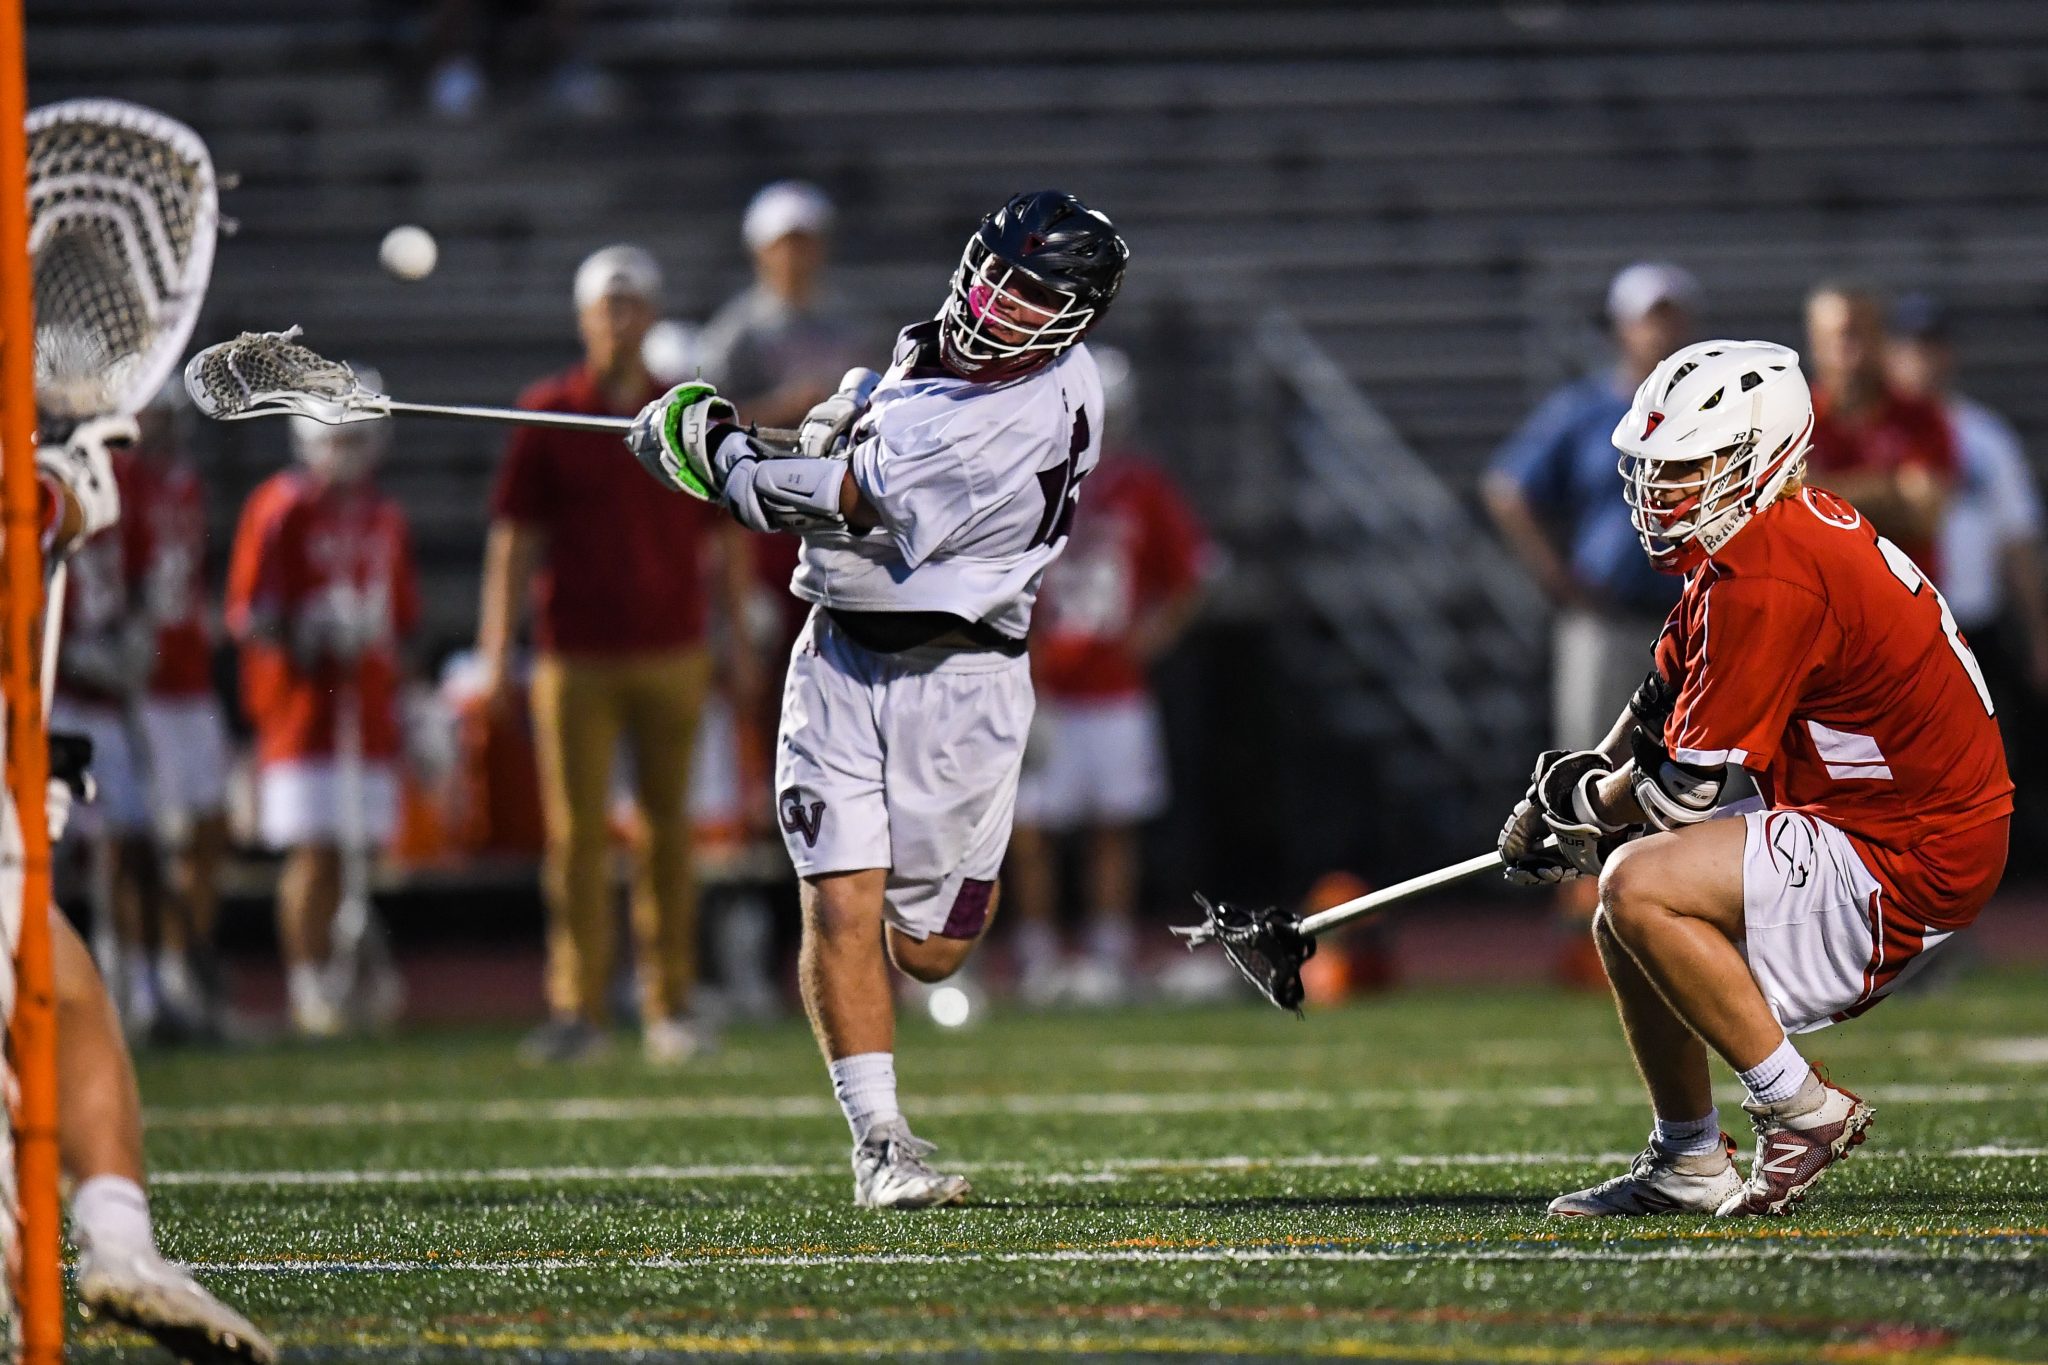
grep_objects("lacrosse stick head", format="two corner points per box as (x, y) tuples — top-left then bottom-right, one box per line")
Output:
(1171, 894), (1316, 1015)
(29, 98), (218, 421)
(184, 326), (392, 425)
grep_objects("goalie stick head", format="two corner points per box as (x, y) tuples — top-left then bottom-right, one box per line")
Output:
(1170, 894), (1315, 1015)
(184, 326), (392, 426)
(29, 97), (218, 421)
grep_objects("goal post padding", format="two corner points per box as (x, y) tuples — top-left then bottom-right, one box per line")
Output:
(0, 0), (67, 1357)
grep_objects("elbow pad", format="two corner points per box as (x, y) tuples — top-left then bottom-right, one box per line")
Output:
(1629, 725), (1726, 831)
(722, 451), (849, 535)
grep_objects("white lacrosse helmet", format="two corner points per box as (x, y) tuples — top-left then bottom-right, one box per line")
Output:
(1614, 340), (1814, 575)
(290, 364), (389, 481)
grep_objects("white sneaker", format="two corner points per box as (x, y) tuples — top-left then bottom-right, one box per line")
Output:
(1547, 1134), (1742, 1217)
(852, 1120), (971, 1210)
(643, 1015), (715, 1067)
(77, 1243), (277, 1364)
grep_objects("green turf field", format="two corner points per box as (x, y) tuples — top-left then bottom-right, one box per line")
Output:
(91, 968), (2048, 1363)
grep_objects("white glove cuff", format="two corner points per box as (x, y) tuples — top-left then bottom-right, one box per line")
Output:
(1568, 768), (1631, 836)
(724, 456), (849, 534)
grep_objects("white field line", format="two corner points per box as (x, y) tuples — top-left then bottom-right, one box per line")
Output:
(143, 1081), (2048, 1130)
(181, 1242), (2038, 1275)
(150, 1144), (2048, 1189)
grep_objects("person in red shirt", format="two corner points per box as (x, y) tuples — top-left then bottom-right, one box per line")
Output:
(475, 244), (755, 1066)
(51, 385), (237, 1039)
(1009, 351), (1211, 1003)
(1500, 340), (2010, 1219)
(126, 386), (234, 1031)
(1803, 282), (1956, 571)
(226, 409), (420, 1038)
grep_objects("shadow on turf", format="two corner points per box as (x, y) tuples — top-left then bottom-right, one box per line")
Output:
(970, 1192), (1534, 1214)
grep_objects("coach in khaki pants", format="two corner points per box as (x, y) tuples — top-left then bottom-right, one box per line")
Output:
(477, 244), (755, 1066)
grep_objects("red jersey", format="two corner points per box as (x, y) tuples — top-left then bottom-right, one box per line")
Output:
(1032, 453), (1211, 700)
(225, 469), (419, 766)
(491, 366), (724, 657)
(1806, 386), (1955, 570)
(121, 450), (212, 697)
(1655, 487), (2011, 927)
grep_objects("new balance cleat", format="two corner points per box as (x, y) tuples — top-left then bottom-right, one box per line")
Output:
(1547, 1133), (1742, 1217)
(852, 1120), (971, 1210)
(77, 1244), (277, 1364)
(1718, 1073), (1873, 1217)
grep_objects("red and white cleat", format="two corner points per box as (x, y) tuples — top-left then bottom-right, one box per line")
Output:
(1718, 1073), (1874, 1217)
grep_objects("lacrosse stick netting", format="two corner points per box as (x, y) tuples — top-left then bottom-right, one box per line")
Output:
(28, 98), (218, 420)
(184, 326), (374, 424)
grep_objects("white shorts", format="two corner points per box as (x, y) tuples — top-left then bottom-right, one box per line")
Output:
(48, 699), (148, 836)
(1738, 808), (1955, 1034)
(1014, 694), (1169, 830)
(257, 760), (400, 850)
(775, 609), (1032, 942)
(137, 695), (231, 821)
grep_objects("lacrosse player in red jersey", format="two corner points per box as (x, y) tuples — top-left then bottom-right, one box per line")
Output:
(6, 419), (276, 1361)
(1500, 340), (2012, 1218)
(629, 191), (1127, 1209)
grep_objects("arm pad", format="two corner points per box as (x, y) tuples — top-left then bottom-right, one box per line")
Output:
(1629, 725), (1726, 830)
(722, 449), (849, 535)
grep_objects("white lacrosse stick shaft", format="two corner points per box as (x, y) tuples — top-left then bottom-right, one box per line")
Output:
(369, 399), (797, 448)
(38, 562), (64, 716)
(1297, 843), (1558, 938)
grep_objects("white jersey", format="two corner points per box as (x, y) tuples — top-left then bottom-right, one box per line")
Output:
(791, 322), (1104, 642)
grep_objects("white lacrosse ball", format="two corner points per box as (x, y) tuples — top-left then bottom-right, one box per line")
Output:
(379, 224), (438, 281)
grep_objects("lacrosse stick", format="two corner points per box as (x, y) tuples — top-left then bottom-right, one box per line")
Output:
(184, 327), (801, 446)
(1173, 845), (1546, 1014)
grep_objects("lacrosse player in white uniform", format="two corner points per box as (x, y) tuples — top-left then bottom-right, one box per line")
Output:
(630, 191), (1128, 1208)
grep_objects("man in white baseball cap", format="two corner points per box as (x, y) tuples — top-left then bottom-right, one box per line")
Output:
(700, 181), (872, 432)
(1483, 259), (1699, 988)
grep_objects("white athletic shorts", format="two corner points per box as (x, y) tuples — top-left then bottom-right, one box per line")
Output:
(48, 698), (147, 836)
(775, 609), (1032, 942)
(1738, 807), (1955, 1034)
(257, 759), (400, 850)
(138, 695), (231, 820)
(1014, 694), (1169, 830)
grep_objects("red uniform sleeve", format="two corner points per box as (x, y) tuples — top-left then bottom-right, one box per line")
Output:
(1134, 466), (1211, 600)
(1663, 576), (1836, 772)
(388, 503), (421, 640)
(225, 482), (295, 642)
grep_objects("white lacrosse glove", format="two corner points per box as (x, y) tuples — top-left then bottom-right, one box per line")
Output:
(627, 382), (744, 501)
(38, 416), (132, 542)
(796, 367), (882, 460)
(1500, 749), (1632, 885)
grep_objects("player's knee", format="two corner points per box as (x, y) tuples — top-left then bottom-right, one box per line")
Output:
(1596, 840), (1661, 940)
(888, 930), (971, 984)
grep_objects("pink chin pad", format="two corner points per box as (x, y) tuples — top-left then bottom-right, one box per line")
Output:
(967, 284), (995, 320)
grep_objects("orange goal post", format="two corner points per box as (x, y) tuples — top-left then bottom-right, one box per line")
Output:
(0, 0), (65, 1355)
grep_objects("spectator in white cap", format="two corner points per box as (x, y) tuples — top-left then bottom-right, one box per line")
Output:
(477, 242), (757, 1065)
(699, 180), (876, 431)
(1481, 260), (1697, 989)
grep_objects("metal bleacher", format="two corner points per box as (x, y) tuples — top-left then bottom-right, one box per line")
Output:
(27, 1), (2048, 868)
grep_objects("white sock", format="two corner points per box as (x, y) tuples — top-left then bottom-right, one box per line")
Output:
(1739, 1035), (1812, 1108)
(829, 1052), (901, 1144)
(287, 963), (328, 1016)
(1016, 921), (1060, 976)
(1085, 917), (1135, 968)
(70, 1174), (153, 1257)
(1652, 1110), (1722, 1157)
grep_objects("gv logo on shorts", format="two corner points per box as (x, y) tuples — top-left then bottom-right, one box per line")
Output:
(779, 786), (826, 849)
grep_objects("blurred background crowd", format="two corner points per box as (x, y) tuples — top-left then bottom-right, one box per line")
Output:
(28, 0), (2048, 1050)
